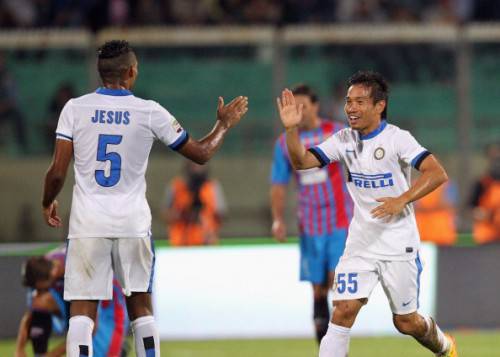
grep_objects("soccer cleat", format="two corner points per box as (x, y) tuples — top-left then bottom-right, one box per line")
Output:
(440, 334), (458, 357)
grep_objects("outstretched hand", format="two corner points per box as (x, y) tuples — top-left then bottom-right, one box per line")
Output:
(216, 96), (248, 129)
(42, 200), (62, 228)
(370, 196), (407, 220)
(276, 89), (303, 129)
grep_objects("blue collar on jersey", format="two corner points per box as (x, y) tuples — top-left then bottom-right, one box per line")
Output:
(95, 87), (133, 96)
(359, 120), (387, 140)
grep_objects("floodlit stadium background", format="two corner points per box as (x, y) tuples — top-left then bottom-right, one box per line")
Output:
(1, 1), (500, 356)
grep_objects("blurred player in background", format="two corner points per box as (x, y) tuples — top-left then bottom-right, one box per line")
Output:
(415, 180), (457, 246)
(469, 142), (500, 244)
(15, 246), (128, 357)
(277, 71), (457, 357)
(162, 161), (226, 246)
(270, 84), (352, 344)
(41, 40), (248, 357)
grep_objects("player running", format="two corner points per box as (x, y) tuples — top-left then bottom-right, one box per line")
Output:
(15, 246), (128, 357)
(41, 40), (248, 357)
(276, 71), (457, 357)
(270, 84), (352, 344)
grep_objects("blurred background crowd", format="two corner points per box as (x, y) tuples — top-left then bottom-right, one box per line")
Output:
(2, 0), (500, 30)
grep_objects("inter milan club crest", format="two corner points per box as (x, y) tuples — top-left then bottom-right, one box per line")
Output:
(374, 147), (385, 160)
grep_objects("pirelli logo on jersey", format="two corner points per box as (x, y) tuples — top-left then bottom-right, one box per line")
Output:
(349, 172), (394, 189)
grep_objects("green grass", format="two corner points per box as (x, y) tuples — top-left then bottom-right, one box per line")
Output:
(2, 331), (500, 356)
(0, 233), (477, 257)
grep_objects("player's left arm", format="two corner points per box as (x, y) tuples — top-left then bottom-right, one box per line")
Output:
(42, 139), (73, 227)
(371, 154), (448, 219)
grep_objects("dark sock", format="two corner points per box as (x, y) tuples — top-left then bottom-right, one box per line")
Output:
(29, 311), (52, 355)
(313, 297), (330, 344)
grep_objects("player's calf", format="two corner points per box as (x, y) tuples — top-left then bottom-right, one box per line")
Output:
(393, 312), (427, 336)
(66, 315), (94, 357)
(131, 315), (160, 357)
(394, 313), (450, 355)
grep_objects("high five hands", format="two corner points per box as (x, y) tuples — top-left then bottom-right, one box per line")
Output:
(276, 89), (303, 130)
(217, 96), (249, 129)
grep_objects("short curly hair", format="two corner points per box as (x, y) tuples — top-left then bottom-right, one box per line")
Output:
(22, 256), (52, 288)
(97, 40), (136, 84)
(348, 70), (389, 119)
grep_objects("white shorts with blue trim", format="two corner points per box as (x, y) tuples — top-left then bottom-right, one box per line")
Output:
(332, 254), (423, 315)
(64, 237), (155, 300)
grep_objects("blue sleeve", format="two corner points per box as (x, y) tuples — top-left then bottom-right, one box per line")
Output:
(270, 140), (292, 184)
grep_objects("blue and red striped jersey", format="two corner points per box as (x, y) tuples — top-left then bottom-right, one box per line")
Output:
(271, 120), (353, 236)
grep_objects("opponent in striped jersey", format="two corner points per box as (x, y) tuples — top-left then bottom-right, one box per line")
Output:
(41, 40), (248, 357)
(277, 72), (456, 357)
(16, 246), (129, 357)
(270, 84), (352, 344)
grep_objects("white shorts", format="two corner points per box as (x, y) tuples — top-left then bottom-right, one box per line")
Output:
(64, 237), (155, 300)
(332, 254), (423, 315)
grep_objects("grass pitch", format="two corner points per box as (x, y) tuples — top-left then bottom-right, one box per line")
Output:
(1, 331), (499, 356)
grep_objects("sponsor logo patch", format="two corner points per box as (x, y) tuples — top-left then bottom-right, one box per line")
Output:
(172, 119), (183, 133)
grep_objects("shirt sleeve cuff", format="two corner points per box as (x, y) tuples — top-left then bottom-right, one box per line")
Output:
(168, 131), (189, 151)
(411, 150), (431, 170)
(56, 132), (73, 141)
(308, 147), (329, 168)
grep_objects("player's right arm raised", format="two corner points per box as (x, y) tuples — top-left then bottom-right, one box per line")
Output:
(276, 89), (320, 170)
(178, 96), (248, 164)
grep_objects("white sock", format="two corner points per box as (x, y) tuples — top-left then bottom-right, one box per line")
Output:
(66, 315), (94, 357)
(424, 316), (450, 354)
(319, 322), (351, 357)
(131, 315), (160, 357)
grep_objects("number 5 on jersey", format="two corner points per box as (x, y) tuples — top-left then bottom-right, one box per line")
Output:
(336, 273), (358, 294)
(95, 134), (122, 187)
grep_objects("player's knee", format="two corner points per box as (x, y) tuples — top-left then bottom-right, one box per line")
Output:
(332, 301), (358, 325)
(126, 292), (153, 321)
(393, 314), (418, 335)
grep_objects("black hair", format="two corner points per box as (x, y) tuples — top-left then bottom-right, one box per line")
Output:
(97, 40), (136, 84)
(291, 84), (318, 103)
(22, 256), (52, 288)
(348, 70), (389, 119)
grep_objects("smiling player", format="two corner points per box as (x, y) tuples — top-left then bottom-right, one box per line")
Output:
(270, 84), (352, 344)
(276, 71), (457, 357)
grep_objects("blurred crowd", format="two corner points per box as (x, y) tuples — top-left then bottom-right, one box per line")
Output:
(1, 0), (500, 30)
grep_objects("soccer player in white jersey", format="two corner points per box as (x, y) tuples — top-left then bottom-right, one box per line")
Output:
(41, 40), (248, 357)
(276, 71), (457, 357)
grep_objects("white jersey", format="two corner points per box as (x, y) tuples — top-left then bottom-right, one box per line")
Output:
(55, 87), (188, 238)
(311, 121), (429, 261)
